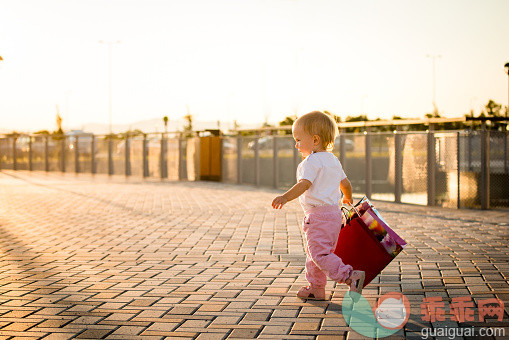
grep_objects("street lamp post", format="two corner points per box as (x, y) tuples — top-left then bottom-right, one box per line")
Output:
(505, 63), (509, 172)
(427, 54), (442, 115)
(505, 62), (509, 119)
(99, 41), (121, 134)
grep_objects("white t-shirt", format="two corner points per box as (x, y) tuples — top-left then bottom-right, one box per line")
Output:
(296, 151), (347, 213)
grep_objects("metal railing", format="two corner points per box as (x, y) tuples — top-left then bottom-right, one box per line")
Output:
(1, 127), (508, 209)
(0, 133), (188, 180)
(223, 129), (508, 209)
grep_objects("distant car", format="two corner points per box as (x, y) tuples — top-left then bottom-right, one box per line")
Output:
(335, 137), (355, 152)
(14, 136), (31, 153)
(222, 140), (237, 152)
(66, 130), (95, 154)
(247, 136), (295, 151)
(247, 136), (355, 152)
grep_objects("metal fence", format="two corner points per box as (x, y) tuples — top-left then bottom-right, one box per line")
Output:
(1, 129), (508, 209)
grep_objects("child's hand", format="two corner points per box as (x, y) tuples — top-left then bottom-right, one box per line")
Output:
(272, 195), (288, 209)
(342, 196), (353, 206)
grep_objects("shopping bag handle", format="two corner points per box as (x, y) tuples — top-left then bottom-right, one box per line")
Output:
(340, 201), (361, 226)
(340, 206), (349, 223)
(342, 201), (360, 217)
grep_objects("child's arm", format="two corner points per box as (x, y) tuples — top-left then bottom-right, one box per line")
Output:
(340, 178), (353, 205)
(271, 179), (312, 209)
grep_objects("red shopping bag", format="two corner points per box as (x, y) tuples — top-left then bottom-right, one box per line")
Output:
(334, 215), (393, 288)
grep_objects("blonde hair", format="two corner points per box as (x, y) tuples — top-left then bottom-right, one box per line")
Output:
(294, 111), (338, 151)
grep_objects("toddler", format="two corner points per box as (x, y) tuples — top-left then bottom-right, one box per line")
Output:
(271, 111), (365, 300)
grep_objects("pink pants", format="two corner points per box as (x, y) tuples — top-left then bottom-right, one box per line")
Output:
(303, 204), (353, 288)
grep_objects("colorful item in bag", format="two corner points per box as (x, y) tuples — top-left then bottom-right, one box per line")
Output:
(358, 197), (391, 231)
(359, 210), (403, 257)
(344, 197), (405, 258)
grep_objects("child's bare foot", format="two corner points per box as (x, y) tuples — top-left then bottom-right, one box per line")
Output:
(296, 285), (325, 300)
(345, 270), (365, 294)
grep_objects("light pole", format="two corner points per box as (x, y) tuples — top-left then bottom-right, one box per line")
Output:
(99, 40), (121, 134)
(427, 54), (441, 115)
(65, 90), (72, 130)
(163, 116), (168, 134)
(361, 94), (368, 117)
(505, 62), (509, 119)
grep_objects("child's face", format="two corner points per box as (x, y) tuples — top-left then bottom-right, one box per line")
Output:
(292, 124), (320, 157)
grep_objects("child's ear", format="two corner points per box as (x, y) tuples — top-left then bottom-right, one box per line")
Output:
(313, 135), (320, 145)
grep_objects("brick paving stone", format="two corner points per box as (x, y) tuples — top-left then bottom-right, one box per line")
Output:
(197, 303), (228, 313)
(36, 319), (72, 328)
(1, 322), (38, 331)
(1, 171), (508, 339)
(145, 322), (179, 332)
(40, 334), (77, 340)
(0, 331), (50, 338)
(0, 311), (35, 318)
(259, 324), (291, 335)
(291, 322), (321, 332)
(227, 327), (261, 338)
(242, 312), (271, 322)
(165, 306), (198, 315)
(75, 328), (113, 339)
(101, 313), (137, 322)
(271, 309), (300, 318)
(109, 325), (145, 336)
(70, 316), (103, 325)
(195, 333), (229, 340)
(210, 316), (242, 326)
(135, 310), (167, 318)
(177, 319), (211, 330)
(106, 336), (163, 340)
(316, 336), (347, 340)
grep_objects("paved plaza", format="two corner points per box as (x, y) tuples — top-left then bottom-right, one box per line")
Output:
(0, 170), (508, 339)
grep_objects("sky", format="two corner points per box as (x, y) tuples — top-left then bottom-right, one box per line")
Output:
(0, 0), (508, 133)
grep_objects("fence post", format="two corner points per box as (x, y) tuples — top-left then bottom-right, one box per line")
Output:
(339, 129), (346, 167)
(143, 134), (149, 177)
(28, 136), (33, 171)
(427, 124), (436, 206)
(457, 132), (461, 209)
(108, 135), (113, 175)
(505, 130), (508, 173)
(255, 134), (260, 186)
(237, 134), (242, 184)
(13, 136), (17, 171)
(467, 131), (473, 171)
(45, 135), (49, 172)
(273, 136), (279, 189)
(394, 128), (402, 203)
(125, 134), (131, 176)
(75, 136), (80, 173)
(365, 128), (372, 199)
(293, 141), (299, 182)
(61, 137), (66, 172)
(480, 123), (490, 210)
(91, 135), (96, 174)
(161, 133), (168, 179)
(178, 136), (184, 180)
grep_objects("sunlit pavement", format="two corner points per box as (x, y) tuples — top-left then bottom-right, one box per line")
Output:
(0, 170), (507, 339)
